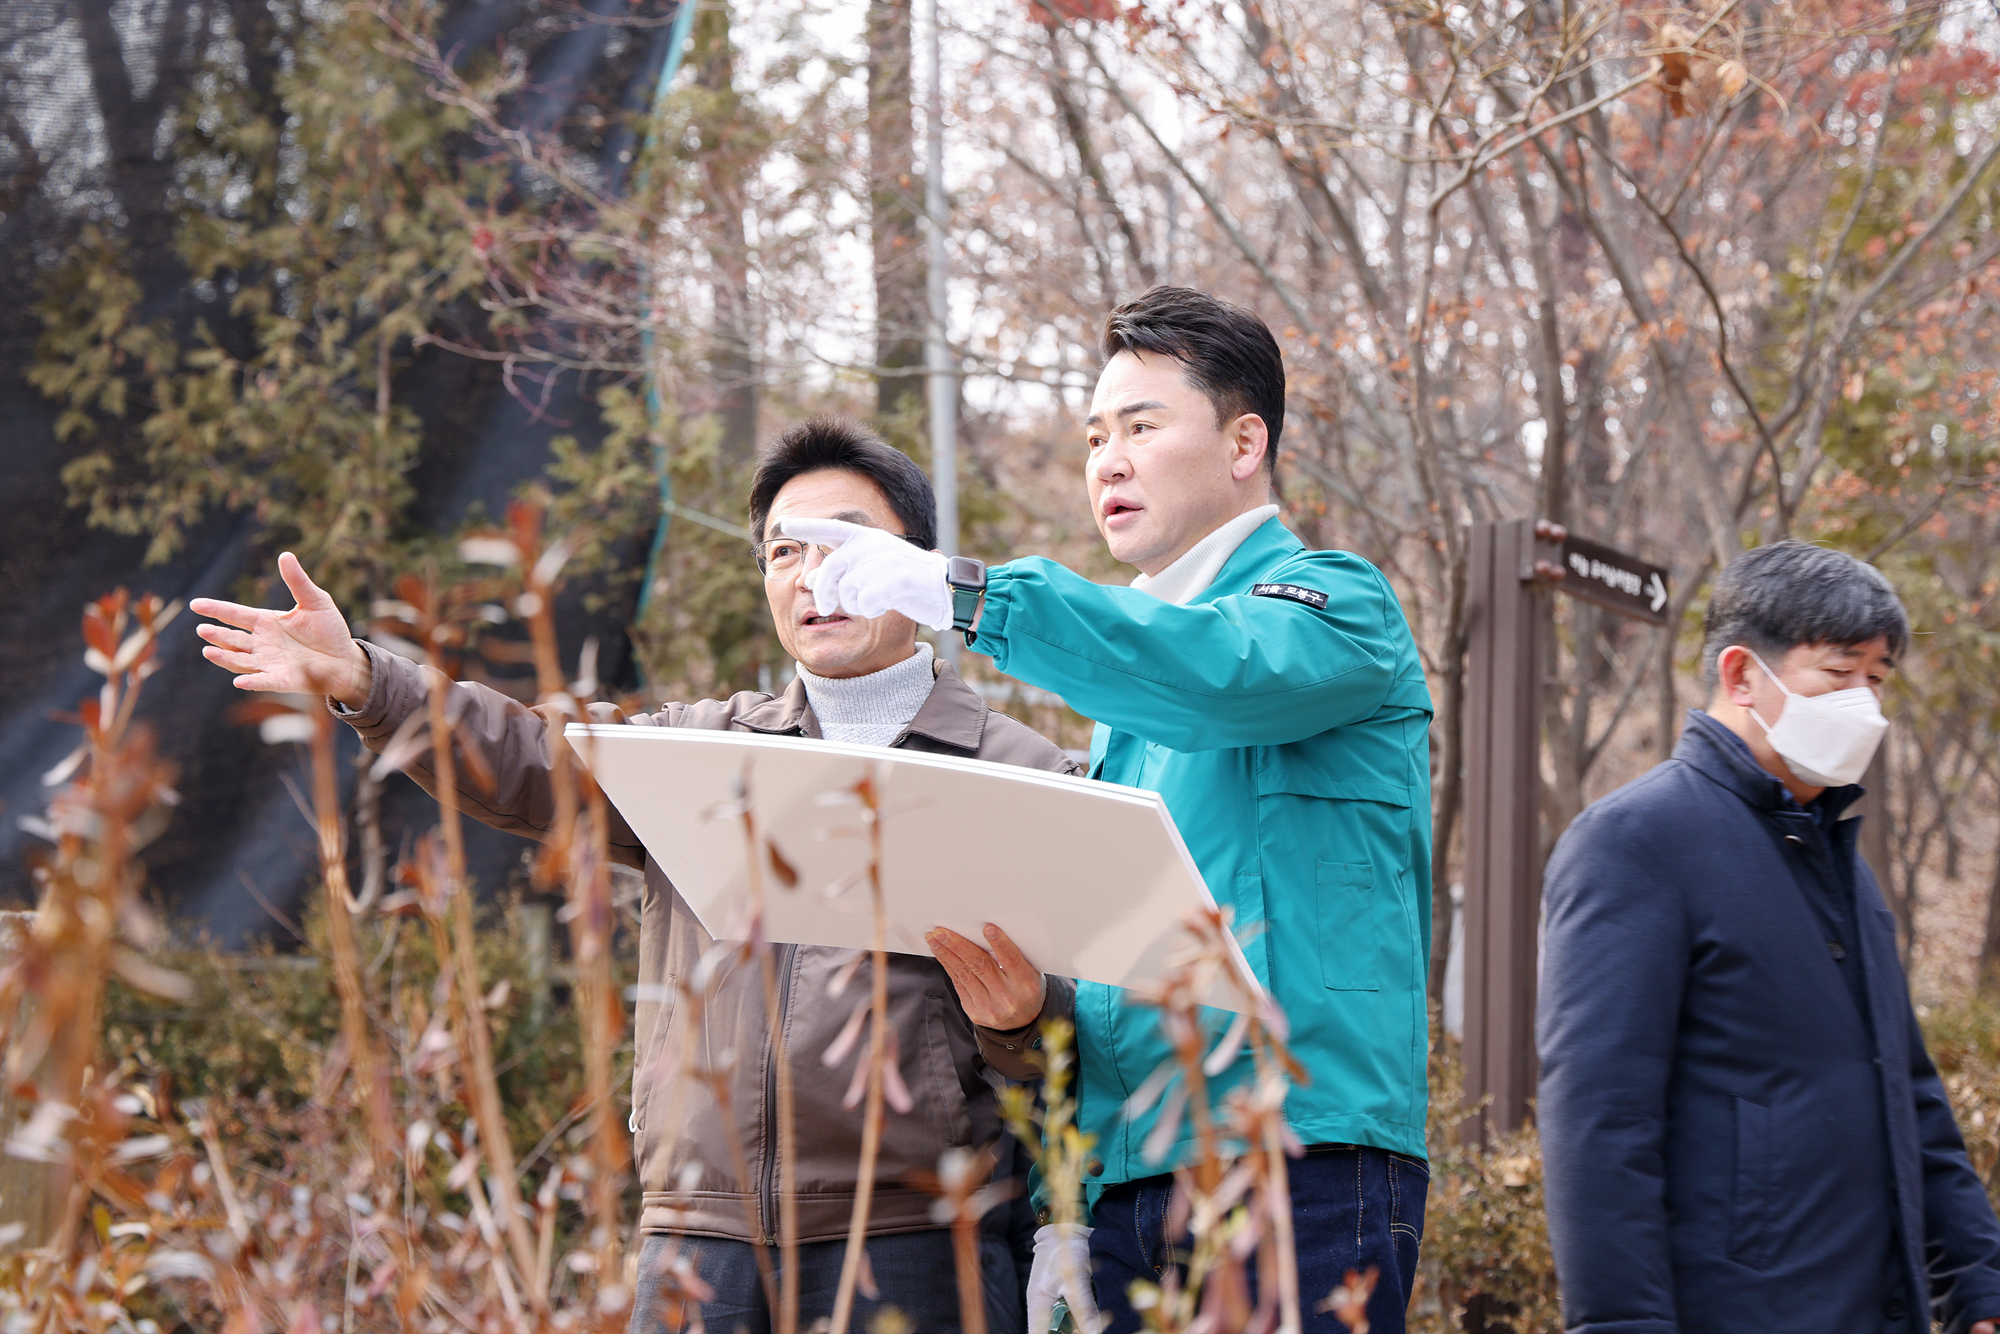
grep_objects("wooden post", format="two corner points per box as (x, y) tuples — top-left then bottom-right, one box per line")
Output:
(1460, 520), (1670, 1141)
(0, 910), (58, 1252)
(1461, 521), (1549, 1142)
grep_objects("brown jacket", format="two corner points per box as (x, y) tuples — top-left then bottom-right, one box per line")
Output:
(336, 641), (1081, 1242)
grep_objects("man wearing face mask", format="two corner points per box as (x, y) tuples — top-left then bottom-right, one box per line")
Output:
(1537, 539), (2000, 1334)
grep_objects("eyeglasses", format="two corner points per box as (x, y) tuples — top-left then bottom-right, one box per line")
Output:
(753, 531), (927, 577)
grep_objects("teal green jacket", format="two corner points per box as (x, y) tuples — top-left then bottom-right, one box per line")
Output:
(968, 516), (1433, 1192)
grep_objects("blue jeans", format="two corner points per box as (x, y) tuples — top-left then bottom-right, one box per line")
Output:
(1087, 1145), (1428, 1334)
(630, 1229), (1025, 1334)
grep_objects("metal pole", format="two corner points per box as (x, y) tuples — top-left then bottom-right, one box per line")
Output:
(634, 0), (701, 625)
(923, 0), (958, 660)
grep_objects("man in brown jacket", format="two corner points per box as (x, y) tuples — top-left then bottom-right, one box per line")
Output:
(190, 419), (1081, 1334)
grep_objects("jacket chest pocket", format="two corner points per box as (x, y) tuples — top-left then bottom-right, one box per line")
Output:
(1256, 745), (1411, 995)
(1317, 861), (1380, 991)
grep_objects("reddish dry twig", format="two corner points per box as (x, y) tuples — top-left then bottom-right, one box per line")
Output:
(828, 765), (895, 1334)
(375, 571), (547, 1314)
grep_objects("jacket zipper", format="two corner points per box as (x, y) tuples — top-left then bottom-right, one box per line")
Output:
(761, 943), (797, 1245)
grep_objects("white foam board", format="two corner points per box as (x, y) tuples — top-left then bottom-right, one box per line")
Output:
(564, 724), (1262, 1013)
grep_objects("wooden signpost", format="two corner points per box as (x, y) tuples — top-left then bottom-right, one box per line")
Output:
(1461, 519), (1669, 1141)
(1553, 531), (1670, 625)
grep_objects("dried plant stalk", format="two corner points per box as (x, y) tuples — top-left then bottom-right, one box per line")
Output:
(828, 765), (893, 1334)
(503, 500), (630, 1302)
(417, 598), (548, 1305)
(0, 593), (192, 1323)
(310, 706), (400, 1166)
(1003, 908), (1316, 1334)
(724, 763), (801, 1334)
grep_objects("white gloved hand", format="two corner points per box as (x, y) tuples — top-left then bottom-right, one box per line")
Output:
(1027, 1223), (1101, 1334)
(781, 516), (952, 632)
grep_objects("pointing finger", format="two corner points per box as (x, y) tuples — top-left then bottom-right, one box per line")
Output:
(779, 516), (870, 547)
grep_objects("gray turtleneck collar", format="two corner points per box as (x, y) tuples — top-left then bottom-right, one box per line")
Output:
(795, 642), (936, 747)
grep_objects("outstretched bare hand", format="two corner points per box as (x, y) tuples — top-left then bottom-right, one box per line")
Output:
(925, 923), (1047, 1031)
(190, 552), (372, 708)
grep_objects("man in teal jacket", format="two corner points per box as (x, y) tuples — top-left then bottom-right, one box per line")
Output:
(786, 287), (1433, 1333)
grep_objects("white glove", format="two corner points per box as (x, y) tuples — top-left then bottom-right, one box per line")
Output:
(781, 516), (952, 631)
(1027, 1223), (1101, 1334)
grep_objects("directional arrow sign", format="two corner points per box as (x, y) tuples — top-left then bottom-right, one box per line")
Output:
(1548, 532), (1671, 625)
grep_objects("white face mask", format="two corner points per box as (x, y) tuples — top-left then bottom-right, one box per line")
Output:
(1741, 648), (1889, 788)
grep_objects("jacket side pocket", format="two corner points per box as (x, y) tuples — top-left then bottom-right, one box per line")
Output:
(923, 995), (978, 1149)
(1729, 1097), (1775, 1271)
(1317, 861), (1380, 991)
(631, 974), (678, 1137)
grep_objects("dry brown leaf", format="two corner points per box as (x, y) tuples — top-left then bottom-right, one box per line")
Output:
(1316, 1266), (1380, 1332)
(768, 839), (799, 888)
(1657, 22), (1693, 116)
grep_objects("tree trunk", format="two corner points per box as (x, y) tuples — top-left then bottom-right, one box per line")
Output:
(1427, 549), (1468, 1008)
(1657, 608), (1682, 762)
(1978, 784), (2000, 998)
(868, 0), (927, 423)
(77, 0), (191, 236)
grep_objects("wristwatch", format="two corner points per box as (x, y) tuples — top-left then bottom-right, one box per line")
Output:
(945, 556), (987, 637)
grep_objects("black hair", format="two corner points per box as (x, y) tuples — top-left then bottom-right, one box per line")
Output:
(1700, 539), (1909, 690)
(746, 417), (938, 549)
(1101, 286), (1286, 479)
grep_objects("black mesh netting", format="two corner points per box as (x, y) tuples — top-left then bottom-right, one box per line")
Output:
(0, 0), (677, 941)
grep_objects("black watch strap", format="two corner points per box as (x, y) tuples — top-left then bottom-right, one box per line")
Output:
(945, 556), (987, 634)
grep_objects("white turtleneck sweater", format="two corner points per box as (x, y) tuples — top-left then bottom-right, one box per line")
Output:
(795, 642), (937, 747)
(1128, 504), (1282, 606)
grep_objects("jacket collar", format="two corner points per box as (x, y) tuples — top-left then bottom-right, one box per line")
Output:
(904, 657), (989, 750)
(1131, 504), (1282, 605)
(1676, 709), (1865, 820)
(732, 675), (818, 737)
(1191, 513), (1304, 604)
(729, 654), (988, 753)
